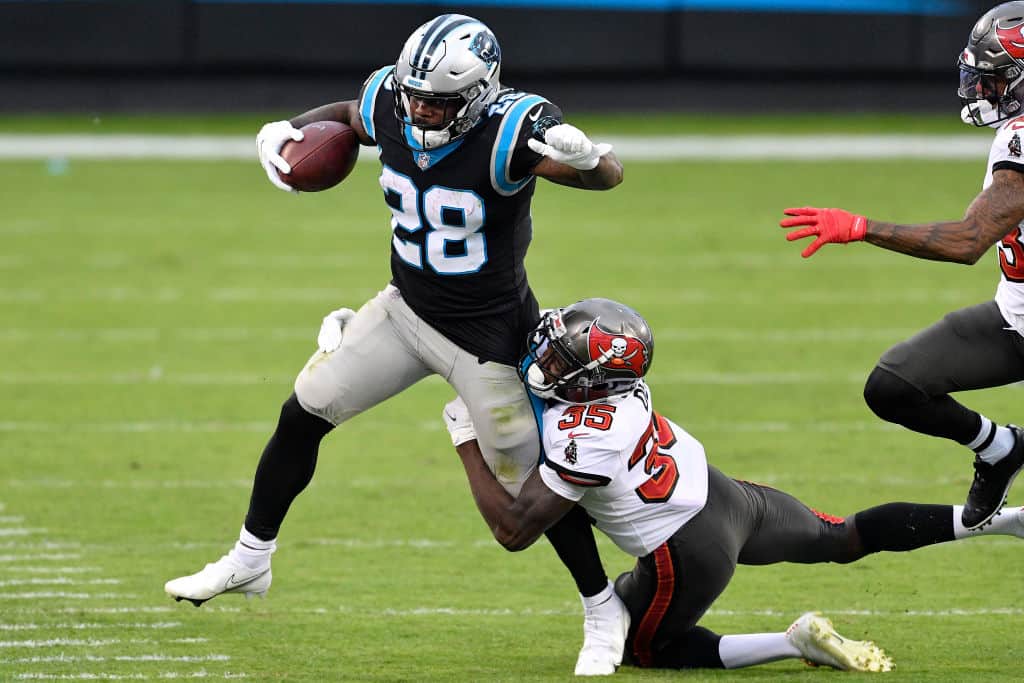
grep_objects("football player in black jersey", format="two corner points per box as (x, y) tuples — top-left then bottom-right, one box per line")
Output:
(165, 14), (626, 676)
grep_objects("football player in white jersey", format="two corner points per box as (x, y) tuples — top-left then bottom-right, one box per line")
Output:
(165, 15), (628, 675)
(779, 1), (1024, 532)
(445, 298), (1024, 673)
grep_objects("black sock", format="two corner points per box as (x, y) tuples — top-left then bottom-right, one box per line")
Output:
(244, 393), (334, 540)
(544, 504), (607, 597)
(853, 503), (954, 554)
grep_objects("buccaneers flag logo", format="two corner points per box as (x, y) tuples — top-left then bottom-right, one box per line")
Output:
(997, 21), (1024, 60)
(587, 319), (650, 378)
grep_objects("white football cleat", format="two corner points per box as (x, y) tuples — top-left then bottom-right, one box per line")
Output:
(165, 554), (271, 607)
(786, 612), (893, 672)
(575, 591), (631, 676)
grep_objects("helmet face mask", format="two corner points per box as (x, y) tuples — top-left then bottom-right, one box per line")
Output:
(959, 2), (1024, 127)
(393, 14), (502, 150)
(520, 300), (654, 405)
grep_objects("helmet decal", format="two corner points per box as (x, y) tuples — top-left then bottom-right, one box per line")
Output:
(587, 319), (649, 378)
(997, 21), (1024, 60)
(469, 30), (501, 67)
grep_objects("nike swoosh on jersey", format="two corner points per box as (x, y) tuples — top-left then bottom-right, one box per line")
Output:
(567, 431), (590, 439)
(528, 106), (543, 122)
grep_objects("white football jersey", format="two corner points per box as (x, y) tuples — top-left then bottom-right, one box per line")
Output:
(983, 117), (1024, 331)
(537, 382), (709, 557)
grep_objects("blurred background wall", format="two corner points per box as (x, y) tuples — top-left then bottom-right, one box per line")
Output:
(0, 0), (996, 113)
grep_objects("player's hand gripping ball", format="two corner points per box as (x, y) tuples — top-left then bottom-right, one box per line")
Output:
(278, 121), (360, 192)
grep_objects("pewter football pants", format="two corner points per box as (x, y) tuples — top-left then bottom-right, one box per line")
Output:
(293, 284), (540, 494)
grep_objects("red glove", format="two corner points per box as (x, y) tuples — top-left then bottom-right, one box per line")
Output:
(780, 207), (868, 258)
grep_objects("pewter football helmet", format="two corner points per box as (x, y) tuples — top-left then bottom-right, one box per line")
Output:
(393, 14), (502, 150)
(521, 298), (654, 404)
(959, 2), (1024, 126)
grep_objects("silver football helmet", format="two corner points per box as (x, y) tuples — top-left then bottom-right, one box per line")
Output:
(521, 298), (654, 404)
(393, 14), (502, 150)
(959, 2), (1024, 126)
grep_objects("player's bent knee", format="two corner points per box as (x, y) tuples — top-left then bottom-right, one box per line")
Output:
(276, 393), (334, 439)
(863, 366), (926, 422)
(293, 356), (337, 413)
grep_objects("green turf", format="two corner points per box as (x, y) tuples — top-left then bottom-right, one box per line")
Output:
(1, 130), (1022, 681)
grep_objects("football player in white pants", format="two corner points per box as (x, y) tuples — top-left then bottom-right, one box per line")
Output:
(165, 14), (627, 676)
(443, 297), (1024, 674)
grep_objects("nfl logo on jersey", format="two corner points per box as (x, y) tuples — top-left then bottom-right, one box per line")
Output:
(417, 152), (431, 170)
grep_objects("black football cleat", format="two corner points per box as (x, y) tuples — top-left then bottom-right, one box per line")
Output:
(962, 425), (1024, 530)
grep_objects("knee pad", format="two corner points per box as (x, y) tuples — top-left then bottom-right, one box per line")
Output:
(862, 366), (926, 422)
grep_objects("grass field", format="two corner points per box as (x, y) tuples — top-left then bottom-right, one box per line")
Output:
(2, 114), (1022, 681)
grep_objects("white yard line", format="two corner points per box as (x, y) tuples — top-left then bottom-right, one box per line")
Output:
(0, 579), (120, 588)
(14, 675), (247, 681)
(0, 133), (993, 161)
(0, 638), (124, 648)
(0, 592), (135, 600)
(13, 675), (247, 681)
(0, 554), (82, 563)
(6, 655), (231, 663)
(2, 567), (102, 574)
(0, 623), (181, 631)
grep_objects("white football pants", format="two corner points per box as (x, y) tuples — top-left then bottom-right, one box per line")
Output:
(294, 284), (540, 495)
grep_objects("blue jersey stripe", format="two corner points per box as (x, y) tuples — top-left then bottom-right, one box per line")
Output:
(491, 94), (545, 196)
(359, 66), (393, 144)
(519, 356), (548, 464)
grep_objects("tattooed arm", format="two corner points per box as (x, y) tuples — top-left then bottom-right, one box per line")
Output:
(864, 169), (1024, 264)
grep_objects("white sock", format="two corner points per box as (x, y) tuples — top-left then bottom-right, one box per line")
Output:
(974, 422), (1015, 465)
(966, 416), (994, 451)
(718, 633), (799, 669)
(229, 526), (276, 570)
(581, 581), (615, 609)
(953, 504), (1024, 539)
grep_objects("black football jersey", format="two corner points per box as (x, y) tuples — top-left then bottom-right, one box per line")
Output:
(358, 66), (563, 365)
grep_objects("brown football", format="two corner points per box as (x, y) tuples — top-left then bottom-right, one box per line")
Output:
(279, 121), (360, 192)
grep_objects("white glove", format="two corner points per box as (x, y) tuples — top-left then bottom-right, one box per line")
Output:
(442, 396), (477, 447)
(257, 120), (304, 192)
(527, 123), (612, 171)
(316, 307), (356, 353)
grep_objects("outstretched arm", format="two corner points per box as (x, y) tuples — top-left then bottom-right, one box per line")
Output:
(780, 169), (1024, 262)
(530, 124), (623, 190)
(533, 152), (623, 190)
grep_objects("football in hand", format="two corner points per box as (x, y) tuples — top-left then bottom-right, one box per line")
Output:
(279, 121), (360, 192)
